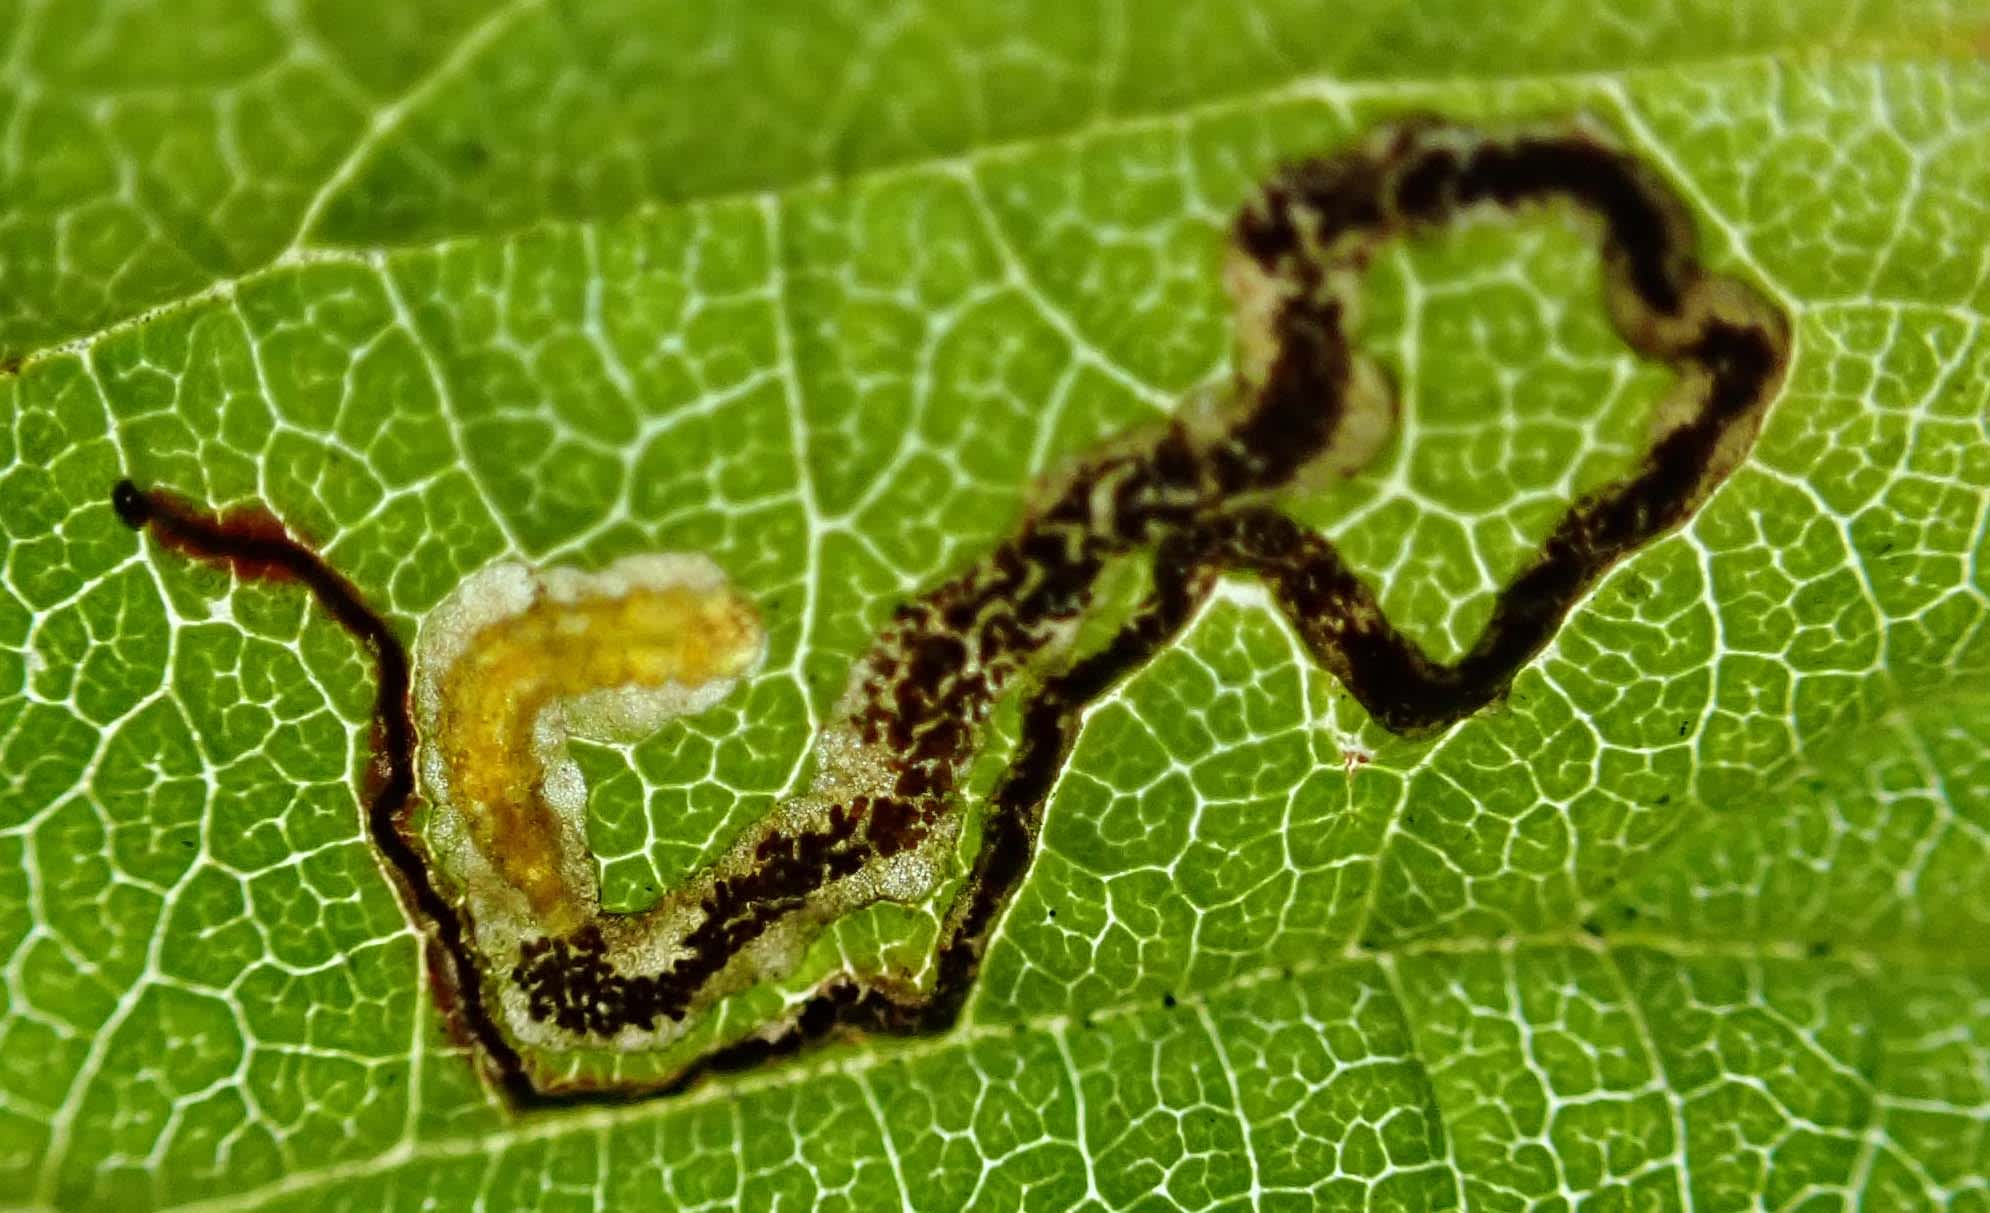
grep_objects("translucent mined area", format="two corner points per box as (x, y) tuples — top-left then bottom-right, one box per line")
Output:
(415, 555), (765, 932)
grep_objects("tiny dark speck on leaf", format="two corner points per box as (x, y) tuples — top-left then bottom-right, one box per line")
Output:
(1580, 918), (1603, 937)
(1162, 992), (1177, 1009)
(1656, 794), (1671, 805)
(1809, 940), (1833, 958)
(1678, 720), (1690, 737)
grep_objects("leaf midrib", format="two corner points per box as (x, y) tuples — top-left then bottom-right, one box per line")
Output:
(8, 36), (1964, 380)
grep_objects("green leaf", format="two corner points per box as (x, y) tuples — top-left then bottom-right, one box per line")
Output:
(4, 2), (1988, 1210)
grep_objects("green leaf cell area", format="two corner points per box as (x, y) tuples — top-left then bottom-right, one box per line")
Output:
(116, 114), (1794, 1111)
(3, 2), (1989, 1210)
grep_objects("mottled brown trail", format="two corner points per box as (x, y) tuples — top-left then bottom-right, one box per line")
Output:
(114, 116), (1790, 1106)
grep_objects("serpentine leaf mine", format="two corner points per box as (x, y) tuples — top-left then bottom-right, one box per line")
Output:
(112, 115), (1791, 1107)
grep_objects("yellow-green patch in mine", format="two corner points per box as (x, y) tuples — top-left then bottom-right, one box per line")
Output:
(414, 555), (765, 938)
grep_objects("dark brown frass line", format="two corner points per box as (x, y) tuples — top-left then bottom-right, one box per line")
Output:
(106, 482), (589, 1107)
(113, 116), (1790, 1106)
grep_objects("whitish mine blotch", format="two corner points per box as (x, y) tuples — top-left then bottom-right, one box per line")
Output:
(414, 555), (766, 936)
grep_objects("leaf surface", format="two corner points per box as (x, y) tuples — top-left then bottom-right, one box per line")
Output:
(3, 2), (1988, 1210)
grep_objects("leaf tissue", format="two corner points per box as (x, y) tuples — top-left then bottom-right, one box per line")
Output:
(2, 2), (1986, 1210)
